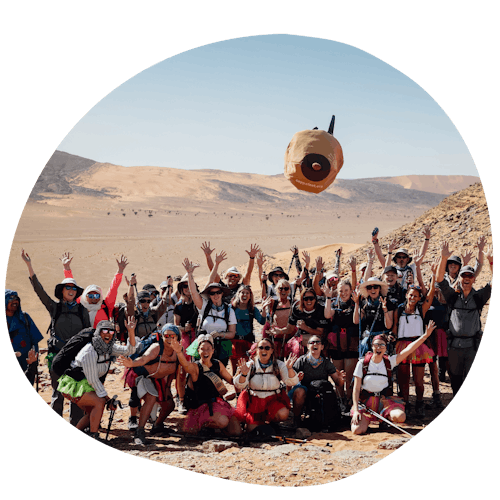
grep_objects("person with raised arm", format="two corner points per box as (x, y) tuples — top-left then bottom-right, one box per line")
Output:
(351, 321), (436, 435)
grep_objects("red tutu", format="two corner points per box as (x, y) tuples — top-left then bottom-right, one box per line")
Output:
(235, 389), (291, 426)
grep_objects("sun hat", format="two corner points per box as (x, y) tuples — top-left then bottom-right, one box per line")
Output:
(359, 277), (389, 298)
(54, 278), (84, 300)
(268, 266), (289, 282)
(224, 266), (242, 277)
(392, 248), (412, 264)
(176, 273), (190, 295)
(199, 282), (231, 300)
(325, 270), (339, 281)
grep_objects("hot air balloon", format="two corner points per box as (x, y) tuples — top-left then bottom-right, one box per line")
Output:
(284, 115), (344, 194)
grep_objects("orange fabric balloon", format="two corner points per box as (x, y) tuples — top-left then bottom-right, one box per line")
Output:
(284, 128), (344, 194)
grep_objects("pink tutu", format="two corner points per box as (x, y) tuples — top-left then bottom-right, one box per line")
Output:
(183, 398), (235, 434)
(396, 339), (435, 364)
(351, 395), (405, 423)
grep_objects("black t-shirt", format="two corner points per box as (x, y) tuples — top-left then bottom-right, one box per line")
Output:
(387, 283), (406, 309)
(360, 297), (396, 333)
(173, 299), (198, 327)
(293, 355), (337, 387)
(289, 300), (329, 335)
(330, 297), (356, 330)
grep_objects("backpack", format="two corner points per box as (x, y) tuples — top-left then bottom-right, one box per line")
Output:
(51, 327), (96, 379)
(305, 379), (341, 432)
(46, 302), (87, 353)
(360, 352), (393, 399)
(198, 300), (230, 333)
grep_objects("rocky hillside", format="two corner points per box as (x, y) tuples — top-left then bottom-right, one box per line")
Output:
(323, 182), (492, 321)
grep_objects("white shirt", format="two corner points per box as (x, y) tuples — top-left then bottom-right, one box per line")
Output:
(397, 312), (424, 339)
(197, 298), (237, 335)
(353, 354), (398, 394)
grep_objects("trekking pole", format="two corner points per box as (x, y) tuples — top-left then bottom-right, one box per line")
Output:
(358, 403), (413, 438)
(35, 358), (39, 393)
(271, 435), (307, 445)
(105, 395), (123, 441)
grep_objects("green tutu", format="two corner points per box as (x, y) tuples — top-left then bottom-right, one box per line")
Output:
(57, 374), (95, 399)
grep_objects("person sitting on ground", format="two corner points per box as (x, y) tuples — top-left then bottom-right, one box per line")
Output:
(182, 258), (237, 366)
(392, 263), (437, 418)
(60, 252), (129, 328)
(57, 318), (137, 440)
(173, 274), (199, 413)
(435, 240), (492, 396)
(262, 278), (296, 360)
(201, 242), (260, 303)
(6, 289), (43, 386)
(21, 249), (91, 425)
(171, 333), (242, 436)
(230, 285), (267, 374)
(289, 335), (346, 429)
(120, 323), (182, 445)
(234, 338), (298, 433)
(354, 277), (395, 357)
(323, 279), (359, 404)
(351, 322), (436, 435)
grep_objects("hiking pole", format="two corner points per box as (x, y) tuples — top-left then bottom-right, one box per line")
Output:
(358, 403), (413, 438)
(105, 395), (123, 441)
(271, 435), (307, 445)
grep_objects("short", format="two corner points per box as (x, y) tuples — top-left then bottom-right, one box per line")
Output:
(351, 395), (405, 423)
(183, 398), (235, 434)
(57, 374), (95, 403)
(288, 383), (308, 400)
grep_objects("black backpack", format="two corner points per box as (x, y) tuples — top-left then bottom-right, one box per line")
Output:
(46, 302), (87, 354)
(305, 379), (342, 432)
(51, 327), (96, 379)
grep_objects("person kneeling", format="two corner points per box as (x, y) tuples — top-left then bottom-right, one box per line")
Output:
(351, 321), (436, 435)
(233, 338), (298, 433)
(120, 323), (181, 445)
(171, 333), (241, 436)
(289, 335), (346, 431)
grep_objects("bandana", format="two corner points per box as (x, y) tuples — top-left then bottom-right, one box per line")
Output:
(306, 351), (323, 367)
(91, 321), (116, 356)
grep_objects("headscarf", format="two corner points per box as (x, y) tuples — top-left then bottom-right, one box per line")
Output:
(91, 320), (116, 356)
(80, 284), (104, 326)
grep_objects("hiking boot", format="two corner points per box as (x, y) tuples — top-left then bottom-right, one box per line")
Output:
(150, 423), (172, 436)
(432, 392), (444, 409)
(134, 427), (148, 446)
(89, 432), (103, 442)
(415, 401), (425, 418)
(292, 416), (303, 429)
(128, 416), (138, 430)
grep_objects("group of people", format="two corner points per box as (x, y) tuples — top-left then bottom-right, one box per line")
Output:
(6, 229), (492, 444)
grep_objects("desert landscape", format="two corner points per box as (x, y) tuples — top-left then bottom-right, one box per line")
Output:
(4, 150), (490, 487)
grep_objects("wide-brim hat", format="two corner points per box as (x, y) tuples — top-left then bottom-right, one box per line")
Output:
(359, 277), (389, 298)
(392, 248), (412, 264)
(268, 266), (289, 282)
(176, 273), (190, 295)
(199, 282), (232, 300)
(325, 270), (339, 282)
(224, 266), (243, 278)
(54, 278), (84, 301)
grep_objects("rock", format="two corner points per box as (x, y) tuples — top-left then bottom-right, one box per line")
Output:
(378, 437), (411, 450)
(295, 427), (312, 438)
(202, 440), (239, 453)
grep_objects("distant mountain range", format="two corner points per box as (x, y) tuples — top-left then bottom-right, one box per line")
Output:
(29, 151), (480, 212)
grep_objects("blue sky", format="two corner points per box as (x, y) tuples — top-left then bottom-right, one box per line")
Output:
(58, 35), (477, 179)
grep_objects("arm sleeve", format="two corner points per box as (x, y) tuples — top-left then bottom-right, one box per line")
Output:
(111, 339), (137, 357)
(437, 278), (455, 302)
(104, 272), (123, 312)
(253, 306), (266, 326)
(29, 274), (56, 314)
(80, 348), (107, 398)
(26, 314), (44, 349)
(233, 361), (252, 390)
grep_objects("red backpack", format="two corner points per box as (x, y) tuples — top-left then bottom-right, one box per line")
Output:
(361, 352), (393, 398)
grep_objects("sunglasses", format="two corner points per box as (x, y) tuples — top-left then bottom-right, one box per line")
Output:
(395, 254), (408, 260)
(278, 287), (290, 291)
(209, 290), (223, 296)
(304, 296), (316, 301)
(227, 274), (240, 279)
(461, 273), (474, 279)
(178, 284), (188, 290)
(274, 273), (285, 278)
(308, 340), (322, 345)
(101, 329), (115, 334)
(258, 345), (272, 351)
(64, 285), (78, 291)
(87, 293), (101, 299)
(366, 285), (381, 290)
(139, 299), (151, 304)
(164, 333), (177, 339)
(372, 342), (386, 347)
(150, 291), (159, 296)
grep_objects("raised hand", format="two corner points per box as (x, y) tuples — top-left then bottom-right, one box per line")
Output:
(170, 337), (183, 354)
(380, 296), (388, 312)
(215, 250), (228, 265)
(256, 251), (266, 269)
(461, 249), (473, 266)
(322, 283), (334, 298)
(129, 274), (137, 287)
(21, 249), (31, 265)
(285, 353), (298, 370)
(315, 255), (323, 272)
(117, 356), (134, 368)
(183, 258), (199, 274)
(126, 315), (137, 331)
(290, 245), (299, 256)
(425, 320), (436, 337)
(351, 289), (360, 304)
(26, 348), (38, 365)
(387, 239), (398, 253)
(237, 358), (250, 376)
(201, 241), (214, 256)
(336, 247), (343, 259)
(440, 240), (452, 260)
(348, 255), (357, 271)
(59, 252), (73, 270)
(116, 254), (129, 273)
(422, 225), (431, 240)
(246, 243), (260, 259)
(477, 235), (486, 253)
(302, 251), (311, 268)
(414, 250), (424, 267)
(484, 244), (493, 264)
(366, 247), (375, 261)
